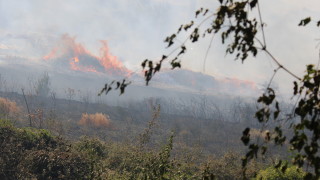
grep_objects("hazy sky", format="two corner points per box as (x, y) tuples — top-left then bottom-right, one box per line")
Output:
(0, 0), (320, 95)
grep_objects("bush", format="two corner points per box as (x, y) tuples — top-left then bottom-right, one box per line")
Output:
(0, 97), (21, 121)
(200, 151), (262, 180)
(78, 113), (112, 128)
(0, 120), (92, 179)
(20, 149), (92, 180)
(0, 120), (59, 179)
(256, 165), (306, 180)
(75, 136), (108, 159)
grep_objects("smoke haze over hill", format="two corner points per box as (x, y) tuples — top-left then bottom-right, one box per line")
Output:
(0, 33), (259, 101)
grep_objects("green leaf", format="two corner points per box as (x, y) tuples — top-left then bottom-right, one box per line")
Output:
(241, 128), (250, 145)
(293, 81), (298, 95)
(274, 111), (280, 120)
(171, 61), (181, 69)
(249, 0), (258, 9)
(280, 163), (287, 173)
(274, 160), (282, 168)
(298, 17), (311, 26)
(142, 59), (148, 69)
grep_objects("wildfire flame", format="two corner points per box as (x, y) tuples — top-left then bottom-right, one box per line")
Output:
(69, 56), (99, 73)
(42, 34), (130, 76)
(43, 48), (57, 61)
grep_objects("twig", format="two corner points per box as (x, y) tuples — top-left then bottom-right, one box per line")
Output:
(21, 88), (32, 127)
(203, 33), (215, 72)
(257, 1), (267, 48)
(266, 66), (281, 90)
(255, 37), (301, 81)
(264, 50), (301, 81)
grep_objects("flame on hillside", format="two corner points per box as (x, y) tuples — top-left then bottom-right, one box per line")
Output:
(69, 57), (99, 73)
(211, 77), (258, 96)
(220, 77), (256, 88)
(43, 48), (58, 61)
(43, 34), (130, 76)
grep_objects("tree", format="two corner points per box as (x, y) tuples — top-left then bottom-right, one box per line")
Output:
(35, 72), (51, 97)
(101, 0), (320, 179)
(65, 88), (75, 105)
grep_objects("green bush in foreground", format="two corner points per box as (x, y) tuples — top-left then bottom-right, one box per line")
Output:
(0, 119), (266, 179)
(0, 119), (92, 179)
(256, 165), (306, 180)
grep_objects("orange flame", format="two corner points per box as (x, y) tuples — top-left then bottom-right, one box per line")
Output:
(69, 57), (99, 73)
(98, 40), (127, 73)
(42, 34), (130, 75)
(73, 57), (79, 62)
(43, 48), (58, 61)
(218, 77), (257, 94)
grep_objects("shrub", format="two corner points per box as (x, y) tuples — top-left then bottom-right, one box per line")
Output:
(75, 136), (108, 159)
(78, 113), (112, 128)
(0, 120), (60, 179)
(198, 151), (262, 180)
(256, 165), (306, 180)
(0, 97), (21, 121)
(19, 149), (92, 180)
(0, 120), (91, 179)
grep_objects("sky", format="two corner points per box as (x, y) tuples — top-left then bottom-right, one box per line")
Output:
(0, 0), (320, 97)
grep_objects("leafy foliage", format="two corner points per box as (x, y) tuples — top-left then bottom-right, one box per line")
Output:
(240, 64), (320, 179)
(98, 79), (131, 96)
(20, 149), (92, 180)
(298, 17), (312, 26)
(0, 119), (92, 179)
(256, 164), (306, 180)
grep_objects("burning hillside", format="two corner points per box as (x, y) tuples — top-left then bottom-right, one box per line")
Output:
(43, 34), (130, 76)
(0, 32), (260, 98)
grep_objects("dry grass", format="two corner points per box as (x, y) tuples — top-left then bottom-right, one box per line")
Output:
(78, 113), (111, 128)
(0, 97), (21, 120)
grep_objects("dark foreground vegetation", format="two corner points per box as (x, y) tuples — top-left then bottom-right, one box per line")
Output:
(0, 119), (306, 179)
(0, 91), (307, 179)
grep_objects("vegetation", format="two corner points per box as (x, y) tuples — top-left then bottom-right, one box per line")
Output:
(0, 118), (264, 179)
(35, 72), (51, 97)
(78, 113), (112, 129)
(1, 0), (319, 179)
(0, 97), (21, 121)
(0, 119), (92, 179)
(255, 165), (306, 180)
(0, 87), (305, 179)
